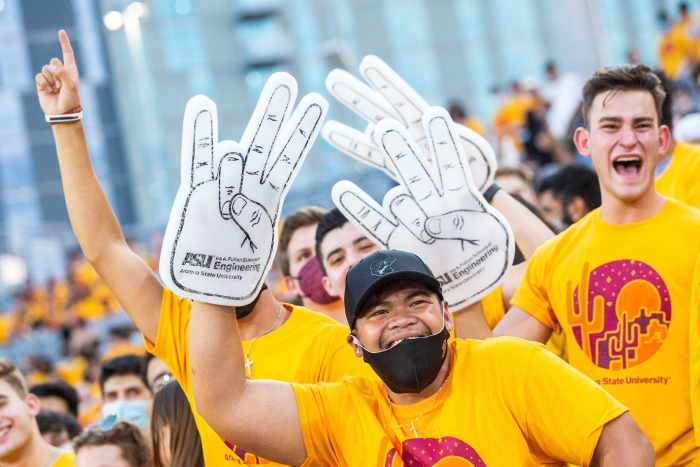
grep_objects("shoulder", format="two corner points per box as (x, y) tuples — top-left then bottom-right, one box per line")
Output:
(531, 212), (597, 259)
(664, 197), (700, 223)
(292, 375), (382, 404)
(454, 337), (542, 372)
(284, 305), (350, 342)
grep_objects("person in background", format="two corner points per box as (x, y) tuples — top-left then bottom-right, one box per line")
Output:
(0, 358), (75, 466)
(151, 381), (204, 467)
(99, 355), (151, 429)
(37, 410), (82, 449)
(493, 165), (538, 205)
(276, 206), (347, 325)
(141, 353), (172, 394)
(30, 381), (79, 418)
(102, 326), (145, 361)
(658, 2), (699, 79)
(536, 164), (602, 232)
(447, 101), (486, 137)
(74, 421), (150, 467)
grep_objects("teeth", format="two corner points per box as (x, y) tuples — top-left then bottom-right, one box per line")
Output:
(615, 157), (641, 163)
(0, 427), (10, 438)
(389, 339), (404, 349)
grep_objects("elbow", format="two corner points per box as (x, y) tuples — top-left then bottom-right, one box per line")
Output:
(592, 413), (655, 467)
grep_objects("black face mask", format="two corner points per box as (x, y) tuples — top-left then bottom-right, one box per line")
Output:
(235, 283), (268, 319)
(352, 317), (450, 394)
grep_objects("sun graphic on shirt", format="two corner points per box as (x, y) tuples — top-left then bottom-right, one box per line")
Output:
(566, 260), (671, 370)
(384, 437), (486, 467)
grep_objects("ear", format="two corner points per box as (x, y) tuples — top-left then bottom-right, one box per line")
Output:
(346, 334), (364, 357)
(321, 275), (340, 298)
(573, 127), (592, 158)
(26, 394), (41, 417)
(568, 196), (588, 223)
(443, 301), (453, 330)
(284, 275), (301, 296)
(658, 124), (671, 156)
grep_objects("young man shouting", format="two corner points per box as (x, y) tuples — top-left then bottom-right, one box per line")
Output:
(493, 65), (700, 465)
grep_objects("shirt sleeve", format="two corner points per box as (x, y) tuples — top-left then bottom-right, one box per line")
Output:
(290, 382), (342, 466)
(510, 245), (560, 333)
(690, 254), (700, 446)
(142, 287), (192, 387)
(524, 345), (628, 467)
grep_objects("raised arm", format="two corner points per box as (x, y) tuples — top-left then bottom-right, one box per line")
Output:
(590, 413), (655, 466)
(190, 301), (306, 465)
(36, 30), (162, 341)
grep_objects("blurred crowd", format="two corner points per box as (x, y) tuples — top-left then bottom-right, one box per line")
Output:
(1, 3), (700, 467)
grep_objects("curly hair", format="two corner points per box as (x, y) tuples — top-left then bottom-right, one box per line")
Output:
(73, 421), (152, 467)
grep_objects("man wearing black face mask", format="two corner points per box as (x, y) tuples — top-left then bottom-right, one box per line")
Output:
(190, 249), (655, 466)
(38, 30), (376, 467)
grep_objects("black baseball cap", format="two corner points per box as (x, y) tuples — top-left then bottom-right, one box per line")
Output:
(344, 250), (443, 329)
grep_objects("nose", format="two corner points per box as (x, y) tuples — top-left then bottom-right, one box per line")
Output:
(618, 125), (637, 148)
(386, 307), (419, 329)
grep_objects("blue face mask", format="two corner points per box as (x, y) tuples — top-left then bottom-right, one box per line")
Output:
(101, 400), (151, 429)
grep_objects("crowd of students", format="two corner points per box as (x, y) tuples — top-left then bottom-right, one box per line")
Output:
(0, 3), (700, 466)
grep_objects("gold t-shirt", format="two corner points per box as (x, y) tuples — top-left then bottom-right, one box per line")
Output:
(656, 142), (700, 210)
(293, 338), (627, 466)
(144, 288), (376, 466)
(52, 451), (76, 467)
(511, 199), (700, 466)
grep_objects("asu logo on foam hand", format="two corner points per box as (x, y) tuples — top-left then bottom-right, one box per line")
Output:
(566, 260), (671, 370)
(384, 437), (485, 466)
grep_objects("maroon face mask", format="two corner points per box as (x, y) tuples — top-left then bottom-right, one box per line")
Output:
(296, 257), (339, 305)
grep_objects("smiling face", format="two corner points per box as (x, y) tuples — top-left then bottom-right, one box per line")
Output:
(320, 222), (380, 299)
(0, 381), (40, 462)
(574, 90), (670, 205)
(349, 281), (451, 353)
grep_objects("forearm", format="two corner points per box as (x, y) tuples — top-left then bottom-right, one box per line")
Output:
(590, 413), (655, 467)
(52, 121), (127, 262)
(490, 189), (554, 259)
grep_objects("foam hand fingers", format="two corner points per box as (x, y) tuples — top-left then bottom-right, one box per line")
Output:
(261, 93), (327, 214)
(228, 194), (274, 256)
(241, 73), (297, 182)
(217, 142), (244, 219)
(179, 96), (217, 188)
(376, 119), (441, 215)
(332, 181), (396, 247)
(359, 56), (428, 129)
(325, 69), (399, 124)
(387, 190), (434, 244)
(454, 125), (497, 193)
(322, 121), (397, 180)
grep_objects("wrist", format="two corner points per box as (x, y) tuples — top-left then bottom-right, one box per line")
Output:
(482, 183), (501, 204)
(47, 105), (83, 125)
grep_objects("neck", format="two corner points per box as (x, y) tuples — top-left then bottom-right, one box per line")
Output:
(303, 299), (347, 326)
(386, 347), (451, 406)
(599, 187), (665, 225)
(1, 431), (55, 467)
(237, 291), (291, 341)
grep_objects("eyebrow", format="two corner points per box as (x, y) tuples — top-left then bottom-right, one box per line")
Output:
(598, 116), (655, 124)
(325, 236), (369, 262)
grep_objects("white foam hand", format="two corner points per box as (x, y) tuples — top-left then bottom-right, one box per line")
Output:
(161, 73), (327, 305)
(332, 107), (514, 308)
(322, 55), (497, 192)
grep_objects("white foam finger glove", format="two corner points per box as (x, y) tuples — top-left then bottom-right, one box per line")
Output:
(332, 107), (513, 308)
(161, 74), (327, 305)
(323, 55), (497, 192)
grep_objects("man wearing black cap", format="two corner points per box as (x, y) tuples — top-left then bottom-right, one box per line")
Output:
(189, 249), (654, 466)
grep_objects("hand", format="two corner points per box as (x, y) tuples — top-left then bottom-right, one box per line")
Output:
(322, 56), (497, 192)
(160, 74), (327, 306)
(35, 30), (81, 115)
(332, 107), (514, 308)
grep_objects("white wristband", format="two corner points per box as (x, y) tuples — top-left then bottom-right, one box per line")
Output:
(45, 111), (83, 123)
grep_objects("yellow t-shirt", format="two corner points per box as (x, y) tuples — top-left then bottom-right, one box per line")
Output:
(293, 337), (627, 466)
(480, 285), (505, 329)
(52, 450), (76, 467)
(658, 19), (699, 79)
(690, 255), (700, 446)
(144, 288), (376, 466)
(656, 142), (700, 210)
(511, 199), (700, 466)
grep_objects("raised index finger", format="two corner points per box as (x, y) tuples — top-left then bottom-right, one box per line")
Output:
(58, 30), (75, 67)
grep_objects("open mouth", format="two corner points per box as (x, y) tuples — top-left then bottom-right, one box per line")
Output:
(612, 156), (643, 177)
(0, 425), (11, 441)
(388, 339), (404, 349)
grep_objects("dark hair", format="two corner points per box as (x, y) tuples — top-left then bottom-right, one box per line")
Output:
(537, 164), (601, 213)
(277, 206), (327, 276)
(36, 410), (83, 439)
(30, 381), (79, 417)
(581, 64), (666, 128)
(0, 358), (27, 398)
(74, 421), (151, 467)
(152, 381), (204, 467)
(140, 353), (155, 390)
(314, 208), (349, 276)
(99, 354), (145, 394)
(692, 62), (700, 90)
(654, 69), (673, 130)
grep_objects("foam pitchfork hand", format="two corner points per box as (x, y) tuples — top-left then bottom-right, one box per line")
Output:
(160, 74), (327, 306)
(332, 107), (514, 308)
(322, 55), (497, 192)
